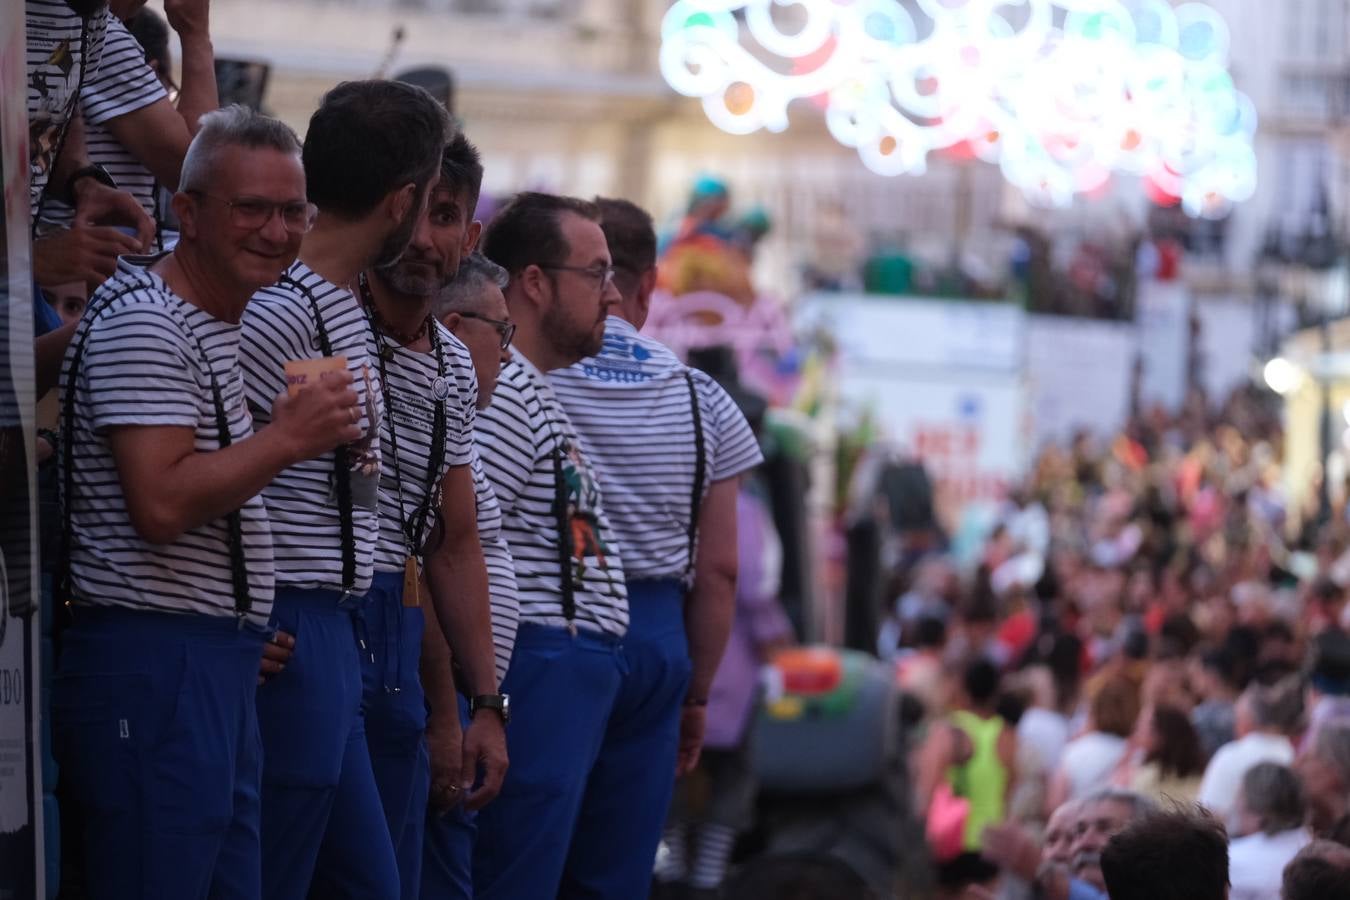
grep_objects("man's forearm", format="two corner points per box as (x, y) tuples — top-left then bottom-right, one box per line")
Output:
(35, 320), (78, 400)
(685, 566), (736, 701)
(48, 113), (92, 201)
(420, 577), (460, 720)
(424, 533), (498, 697)
(175, 33), (217, 133)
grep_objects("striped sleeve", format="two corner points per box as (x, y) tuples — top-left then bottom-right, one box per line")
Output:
(239, 289), (312, 422)
(474, 366), (540, 516)
(80, 16), (164, 125)
(445, 333), (477, 468)
(701, 373), (764, 482)
(84, 303), (198, 430)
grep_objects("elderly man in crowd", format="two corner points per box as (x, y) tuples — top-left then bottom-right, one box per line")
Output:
(55, 106), (360, 899)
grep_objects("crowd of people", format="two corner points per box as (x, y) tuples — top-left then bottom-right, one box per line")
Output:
(885, 390), (1350, 898)
(26, 1), (770, 898)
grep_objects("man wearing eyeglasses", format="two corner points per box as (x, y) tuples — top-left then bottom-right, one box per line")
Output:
(469, 192), (629, 899)
(53, 106), (363, 899)
(237, 80), (451, 900)
(548, 198), (762, 899)
(306, 133), (508, 900)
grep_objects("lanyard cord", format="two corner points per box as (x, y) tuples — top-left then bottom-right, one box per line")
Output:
(683, 370), (707, 584)
(359, 274), (447, 560)
(60, 272), (251, 617)
(278, 273), (357, 593)
(541, 408), (578, 626)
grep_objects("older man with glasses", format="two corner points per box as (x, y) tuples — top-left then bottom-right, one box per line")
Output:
(54, 105), (361, 900)
(468, 192), (630, 900)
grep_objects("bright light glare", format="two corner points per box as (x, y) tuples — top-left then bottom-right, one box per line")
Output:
(1264, 358), (1302, 396)
(658, 0), (1257, 214)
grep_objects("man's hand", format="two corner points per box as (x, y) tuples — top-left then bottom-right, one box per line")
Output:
(71, 179), (154, 250)
(426, 712), (464, 812)
(676, 704), (707, 776)
(269, 372), (362, 462)
(460, 712), (508, 811)
(164, 0), (210, 38)
(982, 822), (1042, 882)
(258, 629), (295, 685)
(34, 227), (144, 292)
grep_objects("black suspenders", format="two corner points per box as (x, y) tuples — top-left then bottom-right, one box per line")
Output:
(683, 369), (707, 583)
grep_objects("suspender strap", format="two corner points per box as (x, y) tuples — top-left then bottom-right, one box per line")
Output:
(551, 441), (578, 626)
(683, 369), (707, 582)
(281, 275), (357, 594)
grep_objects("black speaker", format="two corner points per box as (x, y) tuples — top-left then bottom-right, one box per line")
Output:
(394, 66), (455, 115)
(214, 58), (271, 111)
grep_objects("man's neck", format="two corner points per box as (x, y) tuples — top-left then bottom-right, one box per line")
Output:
(155, 245), (248, 323)
(511, 327), (564, 373)
(363, 271), (433, 351)
(300, 215), (384, 291)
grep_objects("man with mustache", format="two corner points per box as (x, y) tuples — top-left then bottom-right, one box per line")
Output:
(237, 79), (450, 900)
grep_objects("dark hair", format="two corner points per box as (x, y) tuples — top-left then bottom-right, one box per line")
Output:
(1281, 840), (1350, 900)
(594, 196), (657, 274)
(1091, 676), (1141, 738)
(1310, 629), (1350, 697)
(1145, 705), (1206, 780)
(1201, 646), (1241, 689)
(1100, 809), (1229, 900)
(1241, 762), (1306, 836)
(127, 9), (171, 75)
(913, 616), (947, 650)
(302, 80), (450, 218)
(481, 191), (600, 275)
(964, 658), (1000, 706)
(440, 132), (484, 221)
(721, 852), (878, 900)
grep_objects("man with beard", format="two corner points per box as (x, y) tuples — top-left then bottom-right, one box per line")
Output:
(471, 192), (628, 898)
(306, 134), (508, 900)
(237, 80), (449, 900)
(1039, 789), (1157, 900)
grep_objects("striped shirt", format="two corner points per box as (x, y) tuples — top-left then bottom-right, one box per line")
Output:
(550, 317), (763, 583)
(27, 0), (111, 216)
(40, 16), (167, 235)
(239, 261), (383, 594)
(62, 257), (275, 627)
(472, 450), (520, 684)
(366, 318), (477, 571)
(475, 351), (628, 637)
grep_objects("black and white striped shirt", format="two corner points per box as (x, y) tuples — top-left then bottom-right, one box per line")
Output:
(472, 450), (519, 684)
(40, 16), (167, 234)
(366, 319), (477, 571)
(550, 317), (763, 583)
(239, 261), (383, 595)
(62, 258), (275, 627)
(27, 0), (111, 216)
(475, 351), (628, 637)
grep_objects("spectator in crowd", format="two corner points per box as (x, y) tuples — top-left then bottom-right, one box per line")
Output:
(1100, 808), (1229, 900)
(1048, 676), (1140, 810)
(238, 79), (450, 900)
(1198, 678), (1302, 830)
(54, 106), (359, 898)
(548, 196), (763, 899)
(1016, 665), (1073, 784)
(1229, 763), (1312, 900)
(1280, 840), (1350, 900)
(471, 192), (628, 898)
(1296, 721), (1350, 837)
(1063, 789), (1157, 898)
(1191, 647), (1242, 759)
(1304, 629), (1350, 750)
(895, 615), (950, 718)
(1114, 704), (1207, 805)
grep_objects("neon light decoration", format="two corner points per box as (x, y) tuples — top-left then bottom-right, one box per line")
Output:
(659, 0), (1257, 217)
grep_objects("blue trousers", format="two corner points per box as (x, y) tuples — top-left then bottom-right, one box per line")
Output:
(256, 586), (398, 900)
(420, 698), (475, 900)
(472, 623), (626, 899)
(559, 580), (692, 899)
(51, 606), (267, 900)
(311, 571), (427, 900)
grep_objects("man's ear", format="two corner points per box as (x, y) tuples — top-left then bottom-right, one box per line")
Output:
(171, 191), (200, 239)
(464, 219), (483, 254)
(518, 263), (551, 311)
(388, 181), (419, 227)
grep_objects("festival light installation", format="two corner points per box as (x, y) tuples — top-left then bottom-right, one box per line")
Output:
(659, 0), (1258, 217)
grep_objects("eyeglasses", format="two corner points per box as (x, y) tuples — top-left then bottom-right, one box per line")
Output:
(539, 264), (616, 293)
(188, 191), (318, 234)
(458, 311), (516, 350)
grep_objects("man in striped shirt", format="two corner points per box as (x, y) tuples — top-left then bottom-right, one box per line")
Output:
(238, 81), (450, 900)
(312, 133), (507, 900)
(426, 250), (522, 898)
(55, 106), (362, 900)
(550, 198), (763, 899)
(471, 192), (629, 899)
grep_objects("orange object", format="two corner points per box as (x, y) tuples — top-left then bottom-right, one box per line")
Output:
(774, 647), (844, 695)
(284, 355), (347, 397)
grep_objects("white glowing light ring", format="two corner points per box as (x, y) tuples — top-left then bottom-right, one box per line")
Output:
(659, 0), (1258, 213)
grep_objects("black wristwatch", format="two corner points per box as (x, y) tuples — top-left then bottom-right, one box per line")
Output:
(65, 163), (116, 200)
(469, 693), (510, 724)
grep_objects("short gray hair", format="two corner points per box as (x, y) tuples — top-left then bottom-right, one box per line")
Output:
(1240, 762), (1306, 835)
(179, 105), (302, 193)
(1312, 721), (1350, 780)
(1083, 788), (1157, 822)
(1242, 676), (1305, 735)
(433, 252), (509, 320)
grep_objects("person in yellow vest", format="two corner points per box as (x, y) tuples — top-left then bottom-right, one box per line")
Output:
(916, 656), (1018, 897)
